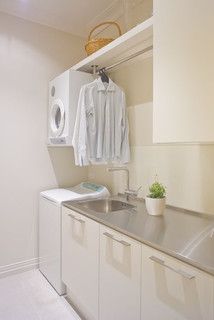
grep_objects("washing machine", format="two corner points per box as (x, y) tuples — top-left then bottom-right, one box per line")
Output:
(39, 182), (109, 295)
(48, 69), (93, 146)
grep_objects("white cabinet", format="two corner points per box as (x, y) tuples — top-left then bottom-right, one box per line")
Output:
(61, 206), (214, 320)
(141, 244), (214, 320)
(153, 0), (214, 143)
(62, 207), (99, 320)
(99, 225), (141, 320)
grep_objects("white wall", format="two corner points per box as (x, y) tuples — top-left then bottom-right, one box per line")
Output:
(0, 12), (87, 272)
(88, 56), (214, 216)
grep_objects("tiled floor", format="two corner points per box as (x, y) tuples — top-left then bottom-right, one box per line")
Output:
(0, 270), (81, 320)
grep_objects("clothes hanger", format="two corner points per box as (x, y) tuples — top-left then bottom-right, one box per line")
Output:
(99, 68), (109, 84)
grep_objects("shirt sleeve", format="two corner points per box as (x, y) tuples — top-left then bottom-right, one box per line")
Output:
(72, 85), (89, 166)
(120, 91), (130, 164)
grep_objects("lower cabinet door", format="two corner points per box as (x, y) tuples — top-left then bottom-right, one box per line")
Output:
(99, 225), (141, 320)
(62, 207), (99, 320)
(141, 244), (214, 320)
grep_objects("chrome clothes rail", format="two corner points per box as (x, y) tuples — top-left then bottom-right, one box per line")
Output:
(92, 45), (153, 74)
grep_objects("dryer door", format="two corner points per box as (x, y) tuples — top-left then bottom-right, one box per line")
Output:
(50, 99), (65, 137)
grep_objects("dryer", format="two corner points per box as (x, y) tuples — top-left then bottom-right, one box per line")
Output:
(48, 69), (93, 146)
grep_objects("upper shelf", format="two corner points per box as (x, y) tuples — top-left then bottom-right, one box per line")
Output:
(71, 17), (153, 73)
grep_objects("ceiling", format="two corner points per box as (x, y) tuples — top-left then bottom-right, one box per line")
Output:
(0, 0), (116, 37)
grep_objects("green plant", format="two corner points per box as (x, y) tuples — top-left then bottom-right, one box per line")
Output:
(148, 181), (166, 199)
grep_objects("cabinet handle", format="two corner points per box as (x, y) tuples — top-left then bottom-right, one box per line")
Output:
(68, 213), (85, 224)
(103, 232), (131, 247)
(149, 256), (195, 280)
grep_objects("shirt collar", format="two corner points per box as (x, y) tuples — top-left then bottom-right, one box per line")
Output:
(96, 77), (115, 92)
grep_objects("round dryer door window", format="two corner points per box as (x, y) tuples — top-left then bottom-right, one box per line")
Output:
(50, 99), (65, 137)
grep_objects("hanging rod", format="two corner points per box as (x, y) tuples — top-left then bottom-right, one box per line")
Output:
(92, 45), (153, 74)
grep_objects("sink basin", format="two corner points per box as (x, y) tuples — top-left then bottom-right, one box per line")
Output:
(78, 199), (135, 214)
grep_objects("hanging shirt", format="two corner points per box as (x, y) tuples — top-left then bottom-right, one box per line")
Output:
(72, 77), (130, 166)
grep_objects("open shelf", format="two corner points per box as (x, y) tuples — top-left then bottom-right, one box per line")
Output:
(71, 17), (153, 73)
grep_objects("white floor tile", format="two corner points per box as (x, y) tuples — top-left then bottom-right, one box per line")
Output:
(0, 269), (81, 320)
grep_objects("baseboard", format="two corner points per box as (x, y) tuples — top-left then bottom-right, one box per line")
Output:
(0, 258), (39, 278)
(65, 294), (85, 320)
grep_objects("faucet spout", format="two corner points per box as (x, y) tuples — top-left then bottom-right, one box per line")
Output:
(107, 167), (142, 201)
(107, 167), (130, 197)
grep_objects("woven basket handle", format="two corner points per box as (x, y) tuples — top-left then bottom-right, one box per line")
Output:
(88, 21), (122, 41)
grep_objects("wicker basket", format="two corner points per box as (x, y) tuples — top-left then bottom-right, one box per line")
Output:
(85, 21), (122, 56)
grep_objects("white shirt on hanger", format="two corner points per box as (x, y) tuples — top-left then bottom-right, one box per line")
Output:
(72, 77), (130, 166)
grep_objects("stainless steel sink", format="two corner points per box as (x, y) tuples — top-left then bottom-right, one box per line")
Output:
(78, 199), (135, 213)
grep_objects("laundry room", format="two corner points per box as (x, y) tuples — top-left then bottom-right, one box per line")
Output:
(0, 1), (214, 320)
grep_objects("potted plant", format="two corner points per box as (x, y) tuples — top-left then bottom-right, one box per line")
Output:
(145, 180), (166, 216)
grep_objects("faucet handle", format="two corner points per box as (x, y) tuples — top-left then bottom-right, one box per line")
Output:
(137, 186), (142, 193)
(125, 186), (142, 198)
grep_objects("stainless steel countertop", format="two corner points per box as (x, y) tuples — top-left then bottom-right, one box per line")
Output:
(63, 195), (214, 276)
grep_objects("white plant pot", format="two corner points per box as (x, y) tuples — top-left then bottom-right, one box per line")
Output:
(145, 196), (166, 216)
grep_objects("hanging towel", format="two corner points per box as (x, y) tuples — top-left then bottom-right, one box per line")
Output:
(72, 77), (130, 166)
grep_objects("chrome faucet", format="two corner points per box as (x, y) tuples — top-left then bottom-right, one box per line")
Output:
(107, 167), (141, 200)
(107, 167), (130, 190)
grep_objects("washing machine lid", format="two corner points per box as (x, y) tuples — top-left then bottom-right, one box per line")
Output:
(50, 98), (65, 137)
(40, 183), (110, 204)
(40, 188), (78, 204)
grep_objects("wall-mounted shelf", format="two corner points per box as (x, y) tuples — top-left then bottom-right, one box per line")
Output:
(71, 17), (153, 73)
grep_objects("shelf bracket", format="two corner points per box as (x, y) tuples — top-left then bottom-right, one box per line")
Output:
(91, 65), (99, 75)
